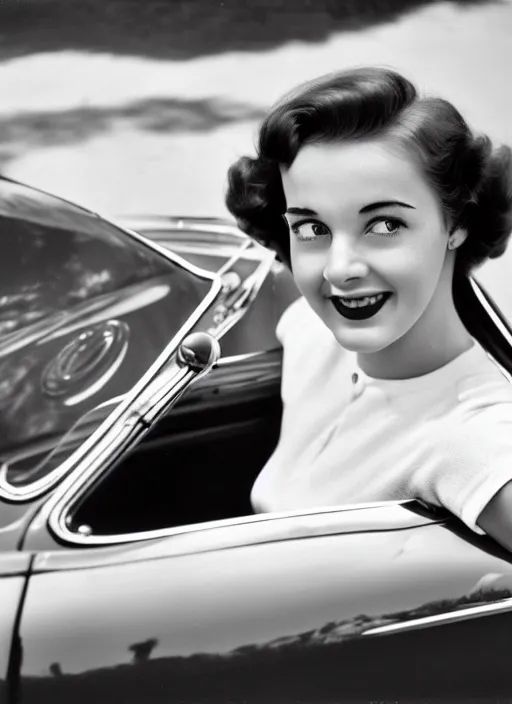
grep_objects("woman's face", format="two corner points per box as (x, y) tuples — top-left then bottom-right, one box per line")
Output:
(281, 138), (457, 354)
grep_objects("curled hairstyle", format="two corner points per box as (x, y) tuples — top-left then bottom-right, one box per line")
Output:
(225, 67), (512, 276)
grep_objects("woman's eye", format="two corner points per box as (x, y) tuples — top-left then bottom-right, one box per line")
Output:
(290, 221), (330, 241)
(367, 218), (404, 237)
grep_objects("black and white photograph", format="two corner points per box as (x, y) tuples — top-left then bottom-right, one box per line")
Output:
(1, 1), (512, 702)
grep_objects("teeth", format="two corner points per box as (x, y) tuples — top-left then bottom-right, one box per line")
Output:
(340, 293), (385, 308)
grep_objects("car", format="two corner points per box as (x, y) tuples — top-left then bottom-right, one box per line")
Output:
(1, 175), (512, 703)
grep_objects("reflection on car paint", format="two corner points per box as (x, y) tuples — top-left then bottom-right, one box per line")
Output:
(41, 320), (130, 406)
(18, 521), (512, 701)
(0, 179), (214, 489)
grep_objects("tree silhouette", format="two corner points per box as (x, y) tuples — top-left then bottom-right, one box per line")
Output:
(49, 662), (63, 677)
(129, 638), (159, 664)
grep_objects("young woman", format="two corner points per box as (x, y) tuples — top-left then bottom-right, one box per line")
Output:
(225, 67), (512, 551)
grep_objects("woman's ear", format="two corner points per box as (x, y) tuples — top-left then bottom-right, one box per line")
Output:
(448, 228), (468, 251)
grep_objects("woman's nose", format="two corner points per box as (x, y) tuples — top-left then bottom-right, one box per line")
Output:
(322, 235), (369, 285)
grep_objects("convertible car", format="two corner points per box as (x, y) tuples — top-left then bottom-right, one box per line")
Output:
(2, 175), (512, 703)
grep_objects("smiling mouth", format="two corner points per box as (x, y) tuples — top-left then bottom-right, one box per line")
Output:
(330, 292), (392, 320)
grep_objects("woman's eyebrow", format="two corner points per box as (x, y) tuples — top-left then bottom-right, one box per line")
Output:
(286, 207), (318, 215)
(359, 200), (415, 214)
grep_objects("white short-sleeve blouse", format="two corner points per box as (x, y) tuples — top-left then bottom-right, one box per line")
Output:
(251, 297), (512, 534)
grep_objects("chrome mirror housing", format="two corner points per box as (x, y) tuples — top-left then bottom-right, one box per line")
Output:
(176, 332), (221, 372)
(125, 332), (221, 427)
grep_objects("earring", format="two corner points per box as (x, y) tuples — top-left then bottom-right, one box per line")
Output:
(448, 238), (456, 250)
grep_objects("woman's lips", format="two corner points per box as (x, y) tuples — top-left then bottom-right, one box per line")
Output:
(330, 292), (392, 320)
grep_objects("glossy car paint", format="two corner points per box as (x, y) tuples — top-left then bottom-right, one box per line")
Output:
(0, 552), (32, 702)
(16, 504), (512, 701)
(0, 499), (45, 553)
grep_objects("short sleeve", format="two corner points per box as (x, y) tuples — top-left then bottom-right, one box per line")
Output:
(421, 403), (512, 535)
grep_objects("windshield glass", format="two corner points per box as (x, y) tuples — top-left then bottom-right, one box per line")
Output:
(0, 179), (216, 487)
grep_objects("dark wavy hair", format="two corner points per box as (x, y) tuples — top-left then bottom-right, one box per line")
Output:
(225, 67), (512, 276)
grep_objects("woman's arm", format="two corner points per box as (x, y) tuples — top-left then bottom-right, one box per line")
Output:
(477, 480), (512, 552)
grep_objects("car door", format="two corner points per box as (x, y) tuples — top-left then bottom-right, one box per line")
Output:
(15, 503), (512, 703)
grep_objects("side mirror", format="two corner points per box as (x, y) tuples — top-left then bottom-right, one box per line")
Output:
(176, 332), (221, 373)
(130, 332), (221, 426)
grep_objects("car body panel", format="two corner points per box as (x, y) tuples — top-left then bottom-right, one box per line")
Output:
(0, 499), (45, 552)
(17, 508), (512, 701)
(26, 499), (434, 558)
(0, 552), (32, 698)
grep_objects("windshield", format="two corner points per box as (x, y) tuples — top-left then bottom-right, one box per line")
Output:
(0, 179), (216, 487)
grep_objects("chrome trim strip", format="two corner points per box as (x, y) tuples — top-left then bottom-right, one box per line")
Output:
(117, 222), (224, 282)
(48, 498), (441, 548)
(215, 348), (280, 367)
(469, 277), (512, 383)
(215, 239), (252, 276)
(35, 504), (442, 570)
(117, 217), (272, 262)
(115, 215), (244, 237)
(0, 220), (223, 502)
(364, 597), (512, 636)
(471, 276), (512, 349)
(152, 244), (266, 261)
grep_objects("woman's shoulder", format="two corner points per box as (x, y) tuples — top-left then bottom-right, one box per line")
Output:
(414, 353), (512, 535)
(455, 344), (512, 410)
(436, 349), (512, 453)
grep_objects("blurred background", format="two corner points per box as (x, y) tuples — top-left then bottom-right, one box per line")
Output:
(1, 0), (512, 296)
